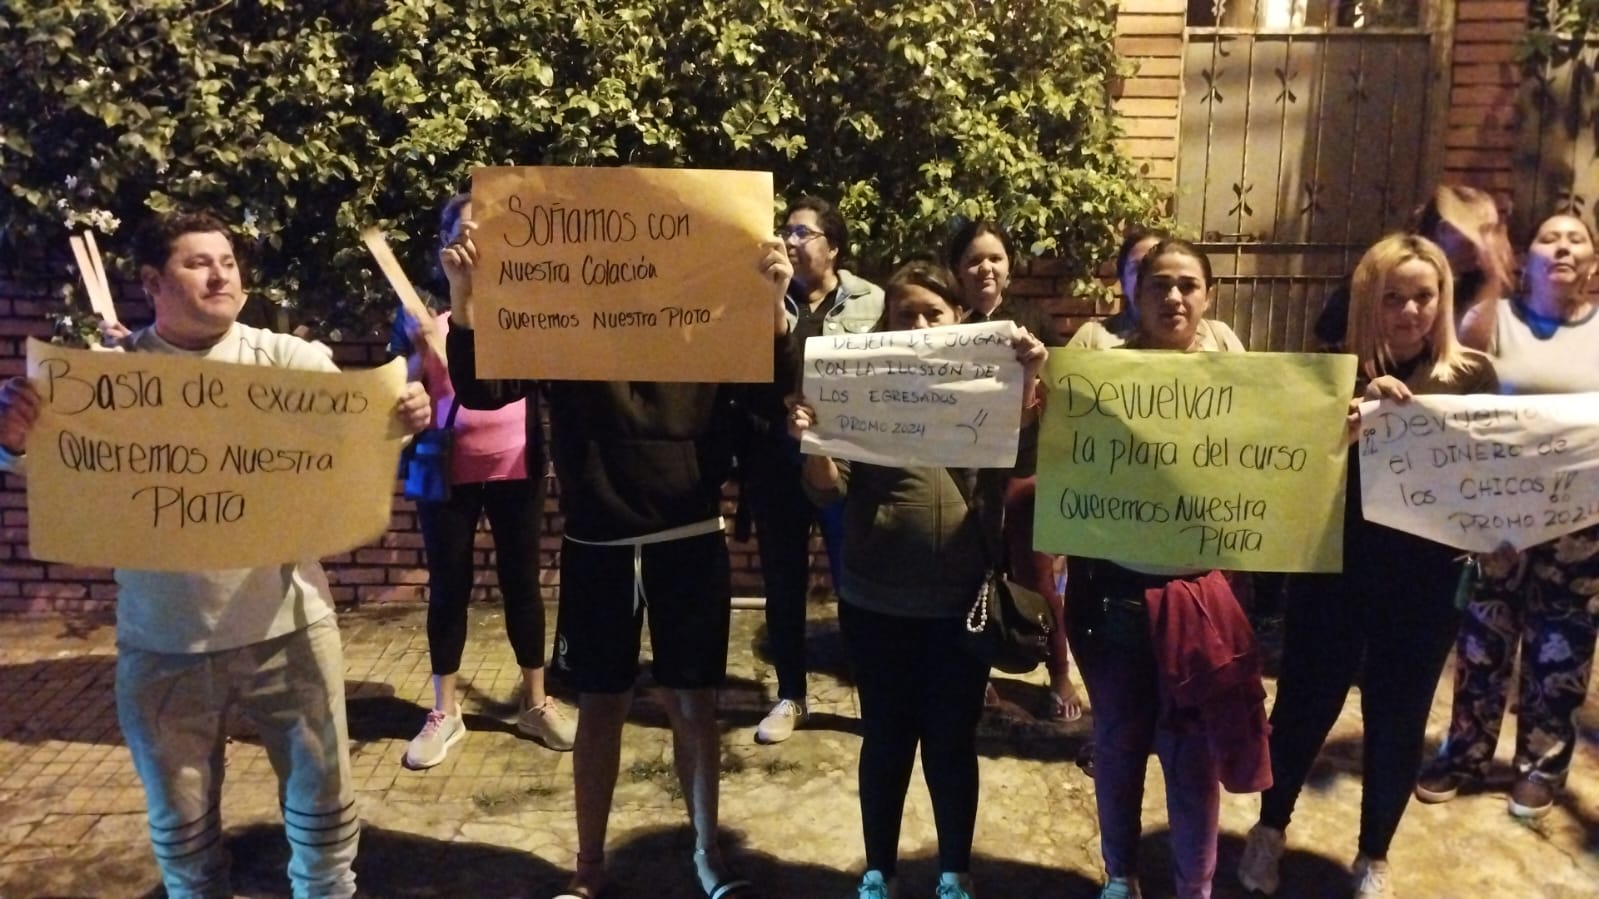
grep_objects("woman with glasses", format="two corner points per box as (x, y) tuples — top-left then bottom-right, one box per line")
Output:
(745, 196), (885, 746)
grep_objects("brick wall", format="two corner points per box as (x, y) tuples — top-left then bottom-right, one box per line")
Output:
(1444, 0), (1526, 204)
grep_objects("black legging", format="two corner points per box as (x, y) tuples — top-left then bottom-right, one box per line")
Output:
(1259, 521), (1460, 858)
(840, 602), (990, 876)
(418, 477), (546, 674)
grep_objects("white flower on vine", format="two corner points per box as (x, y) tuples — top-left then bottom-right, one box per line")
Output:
(187, 171), (203, 180)
(242, 208), (259, 227)
(64, 175), (78, 190)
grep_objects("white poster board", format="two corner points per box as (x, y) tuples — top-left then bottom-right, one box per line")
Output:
(800, 320), (1024, 468)
(1357, 392), (1599, 551)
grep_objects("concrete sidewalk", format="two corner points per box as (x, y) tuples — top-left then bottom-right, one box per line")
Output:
(1, 600), (1595, 898)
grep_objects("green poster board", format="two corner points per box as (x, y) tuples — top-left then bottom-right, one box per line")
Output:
(1034, 349), (1356, 572)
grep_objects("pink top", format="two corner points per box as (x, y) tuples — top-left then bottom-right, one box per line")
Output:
(417, 312), (529, 484)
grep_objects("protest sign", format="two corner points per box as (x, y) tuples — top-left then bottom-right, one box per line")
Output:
(470, 166), (775, 382)
(1357, 392), (1599, 552)
(24, 338), (409, 571)
(1034, 350), (1354, 572)
(800, 320), (1025, 468)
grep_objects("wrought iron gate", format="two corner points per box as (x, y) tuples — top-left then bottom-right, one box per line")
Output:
(1176, 0), (1446, 350)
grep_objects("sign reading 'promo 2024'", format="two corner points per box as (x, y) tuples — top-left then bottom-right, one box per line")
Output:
(1357, 392), (1599, 552)
(470, 166), (776, 382)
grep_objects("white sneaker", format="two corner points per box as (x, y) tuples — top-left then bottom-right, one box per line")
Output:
(1351, 854), (1395, 898)
(1237, 823), (1285, 895)
(755, 698), (807, 744)
(517, 696), (577, 751)
(405, 709), (465, 769)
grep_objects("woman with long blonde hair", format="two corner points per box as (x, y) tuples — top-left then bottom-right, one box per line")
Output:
(1239, 234), (1497, 898)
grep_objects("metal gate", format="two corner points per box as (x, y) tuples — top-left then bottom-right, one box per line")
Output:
(1176, 0), (1446, 350)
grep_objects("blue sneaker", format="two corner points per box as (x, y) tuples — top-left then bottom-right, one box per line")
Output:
(1099, 877), (1142, 899)
(936, 871), (974, 898)
(857, 869), (896, 899)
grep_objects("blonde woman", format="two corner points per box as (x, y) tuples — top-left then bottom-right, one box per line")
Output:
(1238, 235), (1496, 898)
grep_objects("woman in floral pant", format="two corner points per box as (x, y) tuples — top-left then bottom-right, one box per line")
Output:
(1416, 211), (1599, 818)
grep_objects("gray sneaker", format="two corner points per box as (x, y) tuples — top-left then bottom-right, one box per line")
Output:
(405, 709), (465, 769)
(756, 699), (807, 744)
(517, 697), (577, 751)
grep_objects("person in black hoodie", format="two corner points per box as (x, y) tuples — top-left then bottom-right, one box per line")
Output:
(441, 202), (792, 899)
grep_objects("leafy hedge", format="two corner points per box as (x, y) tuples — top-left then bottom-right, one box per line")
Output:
(2, 0), (1159, 335)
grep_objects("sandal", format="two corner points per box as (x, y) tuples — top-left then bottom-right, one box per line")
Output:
(695, 848), (758, 898)
(704, 878), (757, 898)
(554, 853), (609, 898)
(1047, 683), (1085, 722)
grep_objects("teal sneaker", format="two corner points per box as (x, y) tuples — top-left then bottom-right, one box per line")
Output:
(935, 871), (974, 898)
(1099, 876), (1142, 899)
(856, 869), (896, 899)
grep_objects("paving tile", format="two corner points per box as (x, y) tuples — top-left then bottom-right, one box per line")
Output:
(2, 602), (1598, 899)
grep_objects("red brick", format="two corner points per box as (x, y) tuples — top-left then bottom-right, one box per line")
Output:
(0, 563), (45, 580)
(22, 581), (88, 600)
(388, 569), (429, 585)
(355, 548), (418, 566)
(329, 567), (384, 585)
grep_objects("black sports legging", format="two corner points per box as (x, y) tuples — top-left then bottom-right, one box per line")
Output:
(839, 602), (990, 876)
(418, 477), (546, 675)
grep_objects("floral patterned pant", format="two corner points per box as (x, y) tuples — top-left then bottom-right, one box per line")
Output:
(1435, 524), (1599, 782)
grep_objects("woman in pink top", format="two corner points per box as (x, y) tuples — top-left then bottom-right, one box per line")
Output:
(394, 194), (575, 769)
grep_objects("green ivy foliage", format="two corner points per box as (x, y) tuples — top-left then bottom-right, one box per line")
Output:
(1521, 0), (1599, 67)
(2, 0), (1159, 335)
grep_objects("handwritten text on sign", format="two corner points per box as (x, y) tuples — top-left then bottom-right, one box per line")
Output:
(471, 166), (775, 382)
(24, 339), (408, 571)
(1034, 350), (1355, 572)
(801, 320), (1025, 468)
(1357, 392), (1599, 551)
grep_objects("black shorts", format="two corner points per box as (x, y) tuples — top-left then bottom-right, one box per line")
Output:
(554, 530), (732, 694)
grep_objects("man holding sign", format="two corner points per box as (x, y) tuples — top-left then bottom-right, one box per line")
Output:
(441, 180), (789, 899)
(0, 210), (433, 899)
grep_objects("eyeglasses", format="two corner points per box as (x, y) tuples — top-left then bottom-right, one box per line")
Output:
(777, 224), (826, 243)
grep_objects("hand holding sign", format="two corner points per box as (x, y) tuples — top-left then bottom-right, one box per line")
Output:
(0, 376), (40, 453)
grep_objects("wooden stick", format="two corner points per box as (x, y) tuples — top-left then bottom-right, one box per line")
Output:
(68, 233), (118, 326)
(361, 228), (446, 362)
(82, 232), (117, 325)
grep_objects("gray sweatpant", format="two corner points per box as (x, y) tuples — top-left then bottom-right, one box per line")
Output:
(115, 614), (359, 899)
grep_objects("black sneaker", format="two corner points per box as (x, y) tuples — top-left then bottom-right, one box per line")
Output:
(1414, 767), (1474, 803)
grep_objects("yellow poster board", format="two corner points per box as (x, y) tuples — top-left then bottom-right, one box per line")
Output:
(470, 166), (775, 382)
(24, 339), (408, 571)
(1034, 349), (1355, 572)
